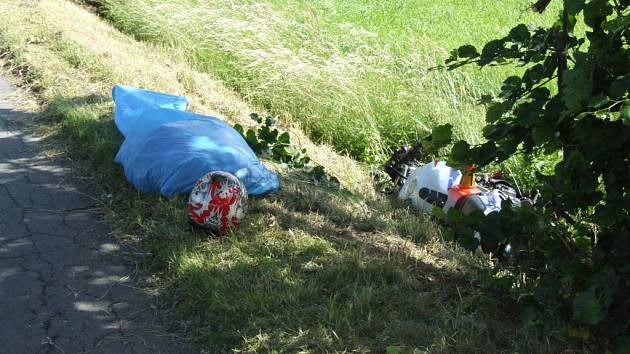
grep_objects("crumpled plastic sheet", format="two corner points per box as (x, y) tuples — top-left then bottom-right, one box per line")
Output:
(113, 84), (280, 196)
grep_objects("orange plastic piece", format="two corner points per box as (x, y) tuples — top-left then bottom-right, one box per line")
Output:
(448, 165), (480, 200)
(449, 184), (480, 199)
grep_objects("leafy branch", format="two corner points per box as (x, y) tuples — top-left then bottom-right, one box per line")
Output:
(234, 113), (340, 188)
(234, 113), (310, 168)
(437, 0), (630, 347)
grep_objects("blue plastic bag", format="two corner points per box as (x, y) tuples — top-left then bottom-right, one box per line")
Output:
(112, 84), (280, 196)
(113, 84), (190, 138)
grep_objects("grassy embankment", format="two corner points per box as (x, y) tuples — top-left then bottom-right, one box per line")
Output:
(0, 0), (572, 352)
(96, 0), (558, 163)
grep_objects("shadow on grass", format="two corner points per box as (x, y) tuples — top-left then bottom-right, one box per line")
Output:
(151, 177), (523, 352)
(38, 93), (128, 190)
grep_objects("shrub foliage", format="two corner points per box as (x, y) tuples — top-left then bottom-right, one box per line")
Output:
(440, 0), (629, 348)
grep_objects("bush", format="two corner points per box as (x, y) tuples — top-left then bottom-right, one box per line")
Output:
(439, 0), (629, 349)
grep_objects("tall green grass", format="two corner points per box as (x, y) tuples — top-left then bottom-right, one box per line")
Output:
(98, 0), (557, 162)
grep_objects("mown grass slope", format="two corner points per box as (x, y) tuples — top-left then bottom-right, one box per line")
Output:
(97, 0), (558, 162)
(0, 0), (572, 352)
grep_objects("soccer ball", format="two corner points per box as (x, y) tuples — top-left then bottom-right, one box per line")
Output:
(187, 171), (247, 234)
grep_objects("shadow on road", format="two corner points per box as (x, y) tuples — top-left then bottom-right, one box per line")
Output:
(0, 103), (195, 353)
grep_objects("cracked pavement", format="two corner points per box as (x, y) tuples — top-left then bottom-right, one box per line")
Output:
(0, 77), (197, 353)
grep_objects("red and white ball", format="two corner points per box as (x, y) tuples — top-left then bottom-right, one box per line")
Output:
(187, 171), (247, 234)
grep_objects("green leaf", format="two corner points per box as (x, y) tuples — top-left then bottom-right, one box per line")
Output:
(485, 101), (511, 123)
(233, 123), (244, 136)
(272, 145), (290, 161)
(431, 123), (453, 147)
(514, 100), (544, 127)
(386, 346), (401, 354)
(532, 123), (555, 145)
(449, 140), (470, 166)
(562, 56), (593, 112)
(493, 274), (515, 291)
(258, 124), (279, 144)
(620, 102), (630, 125)
(610, 75), (630, 98)
(590, 267), (618, 290)
(583, 0), (613, 29)
(264, 115), (277, 126)
(586, 28), (612, 53)
(483, 123), (509, 140)
(603, 14), (630, 34)
(564, 0), (586, 16)
(277, 131), (290, 145)
(301, 154), (311, 165)
(281, 145), (310, 168)
(471, 141), (498, 166)
(456, 228), (481, 251)
(542, 54), (558, 78)
(245, 129), (258, 147)
(249, 112), (262, 123)
(572, 288), (606, 325)
(432, 207), (446, 220)
(567, 327), (591, 341)
(610, 335), (630, 354)
(239, 113), (311, 166)
(544, 96), (564, 122)
(496, 131), (523, 157)
(520, 306), (538, 325)
(587, 93), (609, 108)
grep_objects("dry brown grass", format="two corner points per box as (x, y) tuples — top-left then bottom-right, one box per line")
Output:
(1, 0), (372, 195)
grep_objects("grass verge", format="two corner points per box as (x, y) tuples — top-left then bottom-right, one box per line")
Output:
(0, 0), (574, 352)
(93, 0), (558, 162)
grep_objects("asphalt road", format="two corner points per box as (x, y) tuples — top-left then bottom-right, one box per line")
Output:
(0, 76), (197, 354)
